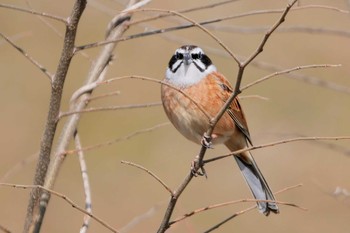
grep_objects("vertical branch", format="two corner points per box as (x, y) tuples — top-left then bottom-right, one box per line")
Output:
(74, 131), (92, 233)
(26, 1), (143, 233)
(23, 0), (87, 232)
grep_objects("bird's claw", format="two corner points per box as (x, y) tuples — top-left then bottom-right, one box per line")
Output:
(201, 133), (213, 149)
(191, 156), (207, 178)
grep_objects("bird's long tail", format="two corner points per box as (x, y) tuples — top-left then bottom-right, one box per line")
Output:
(232, 150), (279, 215)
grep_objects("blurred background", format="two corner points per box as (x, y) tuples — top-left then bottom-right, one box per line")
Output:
(1, 0), (350, 232)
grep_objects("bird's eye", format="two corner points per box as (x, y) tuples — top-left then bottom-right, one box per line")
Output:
(191, 52), (202, 60)
(175, 52), (183, 60)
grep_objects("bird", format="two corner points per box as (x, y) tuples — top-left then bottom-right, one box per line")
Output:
(161, 45), (279, 216)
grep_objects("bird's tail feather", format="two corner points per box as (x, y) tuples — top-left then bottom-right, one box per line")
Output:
(234, 152), (279, 215)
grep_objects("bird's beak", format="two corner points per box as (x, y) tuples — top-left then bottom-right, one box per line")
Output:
(183, 52), (192, 65)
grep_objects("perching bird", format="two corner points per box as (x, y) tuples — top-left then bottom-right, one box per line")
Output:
(161, 45), (279, 215)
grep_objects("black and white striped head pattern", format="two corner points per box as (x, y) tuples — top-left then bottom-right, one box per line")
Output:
(165, 45), (217, 87)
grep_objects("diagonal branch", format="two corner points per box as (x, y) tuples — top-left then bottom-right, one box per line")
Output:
(241, 64), (341, 91)
(204, 184), (303, 232)
(0, 3), (66, 23)
(0, 32), (53, 81)
(121, 160), (173, 194)
(128, 0), (238, 26)
(1, 183), (118, 233)
(204, 136), (350, 164)
(64, 122), (170, 155)
(169, 184), (305, 227)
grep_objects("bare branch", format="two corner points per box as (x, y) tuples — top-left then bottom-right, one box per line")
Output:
(59, 102), (162, 119)
(37, 3), (143, 233)
(208, 25), (350, 38)
(77, 8), (238, 63)
(239, 95), (269, 101)
(65, 122), (170, 155)
(74, 131), (93, 233)
(121, 0), (152, 13)
(1, 183), (119, 233)
(77, 3), (349, 52)
(0, 3), (67, 23)
(0, 32), (53, 81)
(98, 75), (211, 120)
(138, 8), (238, 62)
(204, 183), (303, 233)
(24, 0), (87, 231)
(119, 203), (162, 233)
(294, 4), (349, 14)
(204, 136), (350, 164)
(249, 60), (350, 95)
(204, 206), (256, 233)
(0, 224), (11, 233)
(121, 160), (173, 194)
(241, 64), (341, 91)
(0, 153), (38, 182)
(171, 199), (306, 226)
(87, 90), (121, 102)
(128, 0), (238, 26)
(170, 184), (304, 226)
(146, 31), (350, 95)
(0, 32), (31, 46)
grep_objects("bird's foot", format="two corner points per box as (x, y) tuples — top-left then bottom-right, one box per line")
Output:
(191, 155), (207, 178)
(201, 133), (213, 149)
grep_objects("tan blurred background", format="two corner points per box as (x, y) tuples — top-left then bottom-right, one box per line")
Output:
(1, 0), (350, 232)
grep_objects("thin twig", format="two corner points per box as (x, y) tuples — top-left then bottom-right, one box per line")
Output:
(0, 31), (31, 46)
(148, 30), (350, 95)
(121, 160), (173, 194)
(76, 4), (349, 52)
(204, 206), (256, 233)
(170, 183), (304, 226)
(86, 91), (121, 102)
(70, 61), (110, 103)
(65, 122), (170, 155)
(0, 3), (67, 23)
(0, 32), (53, 81)
(74, 131), (93, 233)
(0, 153), (38, 182)
(0, 224), (11, 233)
(23, 0), (93, 63)
(207, 25), (350, 38)
(204, 183), (303, 233)
(77, 8), (238, 63)
(250, 60), (350, 95)
(119, 203), (162, 233)
(171, 198), (305, 226)
(204, 136), (350, 164)
(0, 183), (118, 233)
(76, 4), (312, 52)
(121, 0), (152, 13)
(98, 75), (211, 120)
(241, 64), (341, 91)
(128, 0), (238, 26)
(59, 102), (162, 119)
(239, 95), (269, 101)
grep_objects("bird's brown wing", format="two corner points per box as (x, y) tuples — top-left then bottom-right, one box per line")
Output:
(212, 72), (252, 145)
